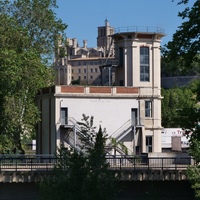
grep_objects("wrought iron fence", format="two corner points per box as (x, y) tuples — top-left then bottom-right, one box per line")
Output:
(0, 154), (192, 172)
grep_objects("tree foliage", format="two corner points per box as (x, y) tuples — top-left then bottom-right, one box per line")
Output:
(0, 0), (67, 153)
(187, 166), (200, 200)
(0, 0), (67, 56)
(161, 87), (195, 128)
(77, 114), (96, 152)
(167, 82), (200, 199)
(164, 0), (200, 67)
(161, 56), (200, 77)
(40, 123), (118, 200)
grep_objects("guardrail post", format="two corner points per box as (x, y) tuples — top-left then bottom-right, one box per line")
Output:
(120, 157), (121, 171)
(31, 158), (33, 171)
(15, 158), (17, 172)
(175, 158), (177, 170)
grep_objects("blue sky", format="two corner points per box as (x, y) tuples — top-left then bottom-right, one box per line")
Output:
(56, 0), (193, 48)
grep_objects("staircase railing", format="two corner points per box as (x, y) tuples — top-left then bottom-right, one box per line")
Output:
(65, 129), (83, 152)
(67, 117), (95, 152)
(110, 120), (133, 142)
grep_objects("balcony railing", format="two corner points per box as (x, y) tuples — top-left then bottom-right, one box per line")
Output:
(0, 155), (192, 172)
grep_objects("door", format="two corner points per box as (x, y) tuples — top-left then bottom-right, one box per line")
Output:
(146, 136), (152, 153)
(131, 108), (137, 126)
(60, 107), (68, 125)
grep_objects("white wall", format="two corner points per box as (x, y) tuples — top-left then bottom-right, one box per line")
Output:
(60, 97), (138, 136)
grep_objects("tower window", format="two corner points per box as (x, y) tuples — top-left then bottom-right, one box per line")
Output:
(140, 47), (149, 82)
(145, 101), (152, 117)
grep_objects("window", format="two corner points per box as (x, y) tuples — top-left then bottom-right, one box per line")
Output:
(119, 47), (124, 66)
(146, 136), (152, 152)
(84, 76), (86, 80)
(78, 69), (81, 73)
(78, 76), (81, 80)
(90, 68), (93, 73)
(95, 68), (98, 73)
(72, 69), (74, 73)
(140, 47), (149, 81)
(90, 76), (93, 79)
(84, 69), (87, 73)
(145, 101), (152, 117)
(119, 80), (123, 86)
(72, 76), (74, 80)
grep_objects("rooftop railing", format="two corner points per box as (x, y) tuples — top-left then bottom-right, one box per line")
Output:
(114, 26), (165, 34)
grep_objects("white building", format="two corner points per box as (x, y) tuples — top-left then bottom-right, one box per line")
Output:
(162, 128), (189, 152)
(36, 25), (165, 155)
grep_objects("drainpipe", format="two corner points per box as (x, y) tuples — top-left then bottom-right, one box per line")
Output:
(74, 124), (76, 149)
(133, 125), (136, 155)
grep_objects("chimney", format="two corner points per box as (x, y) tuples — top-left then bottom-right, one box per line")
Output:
(72, 38), (77, 48)
(83, 40), (87, 48)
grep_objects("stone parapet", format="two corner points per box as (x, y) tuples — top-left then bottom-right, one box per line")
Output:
(0, 169), (188, 183)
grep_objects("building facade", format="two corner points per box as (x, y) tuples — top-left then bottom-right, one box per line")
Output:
(37, 24), (165, 155)
(54, 20), (115, 86)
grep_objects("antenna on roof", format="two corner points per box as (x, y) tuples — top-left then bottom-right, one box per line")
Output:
(105, 18), (109, 26)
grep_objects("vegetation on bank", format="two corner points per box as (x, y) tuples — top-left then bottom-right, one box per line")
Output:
(0, 0), (67, 153)
(40, 115), (118, 200)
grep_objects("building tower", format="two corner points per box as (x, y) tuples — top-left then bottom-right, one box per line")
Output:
(112, 27), (165, 152)
(97, 19), (114, 57)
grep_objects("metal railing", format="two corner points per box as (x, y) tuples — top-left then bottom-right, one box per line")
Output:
(0, 155), (56, 171)
(107, 156), (192, 171)
(0, 155), (192, 172)
(114, 26), (165, 34)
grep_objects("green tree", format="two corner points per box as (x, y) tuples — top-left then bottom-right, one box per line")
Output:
(40, 118), (118, 200)
(161, 87), (195, 128)
(86, 126), (117, 200)
(0, 0), (67, 56)
(170, 85), (200, 199)
(40, 146), (88, 200)
(164, 1), (200, 198)
(0, 0), (67, 153)
(77, 114), (96, 152)
(179, 106), (200, 199)
(161, 56), (200, 77)
(164, 0), (200, 67)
